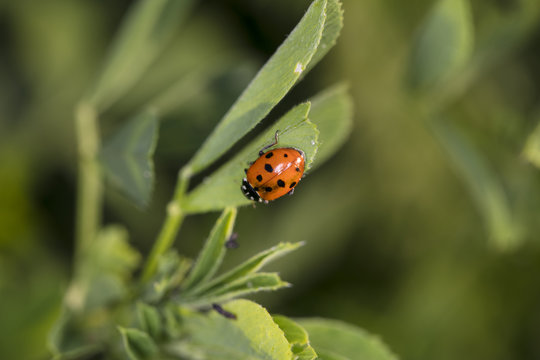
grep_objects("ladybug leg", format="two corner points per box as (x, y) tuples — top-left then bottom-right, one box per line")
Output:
(244, 168), (248, 174)
(288, 188), (295, 196)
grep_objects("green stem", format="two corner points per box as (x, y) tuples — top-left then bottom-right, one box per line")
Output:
(66, 102), (102, 311)
(75, 102), (102, 259)
(141, 168), (191, 282)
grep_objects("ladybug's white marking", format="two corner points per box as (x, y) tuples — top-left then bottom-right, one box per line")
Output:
(242, 185), (247, 190)
(294, 62), (304, 74)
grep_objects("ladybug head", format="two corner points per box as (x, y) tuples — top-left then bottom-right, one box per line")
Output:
(241, 178), (262, 202)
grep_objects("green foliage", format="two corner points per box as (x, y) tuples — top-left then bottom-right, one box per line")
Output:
(183, 103), (318, 213)
(175, 300), (293, 360)
(273, 316), (318, 360)
(136, 303), (162, 340)
(408, 0), (474, 91)
(182, 208), (237, 290)
(185, 0), (331, 175)
(298, 319), (398, 360)
(182, 242), (303, 299)
(119, 327), (159, 360)
(408, 0), (536, 250)
(4, 0), (540, 359)
(308, 83), (354, 170)
(86, 0), (195, 110)
(76, 225), (141, 311)
(301, 0), (343, 78)
(23, 0), (395, 358)
(523, 118), (540, 169)
(100, 110), (159, 208)
(430, 118), (522, 249)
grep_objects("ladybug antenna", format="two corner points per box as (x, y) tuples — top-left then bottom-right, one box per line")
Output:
(259, 131), (280, 156)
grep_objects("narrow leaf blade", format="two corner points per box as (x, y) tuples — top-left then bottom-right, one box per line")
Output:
(118, 327), (158, 360)
(183, 103), (318, 213)
(186, 0), (328, 175)
(302, 0), (343, 77)
(182, 273), (290, 306)
(100, 110), (158, 208)
(297, 318), (398, 360)
(182, 208), (237, 291)
(184, 242), (303, 297)
(136, 303), (162, 340)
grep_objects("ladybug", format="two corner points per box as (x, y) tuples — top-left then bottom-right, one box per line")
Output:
(241, 132), (305, 203)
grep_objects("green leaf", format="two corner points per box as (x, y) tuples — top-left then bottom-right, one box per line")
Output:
(181, 273), (290, 306)
(185, 0), (328, 175)
(183, 102), (318, 213)
(408, 0), (474, 91)
(173, 299), (292, 360)
(182, 208), (237, 291)
(297, 318), (398, 360)
(302, 0), (343, 78)
(307, 83), (353, 171)
(184, 242), (303, 297)
(118, 327), (158, 360)
(137, 303), (162, 340)
(86, 0), (194, 110)
(100, 109), (158, 208)
(47, 308), (100, 359)
(80, 225), (141, 310)
(523, 118), (540, 169)
(430, 118), (523, 250)
(273, 315), (318, 360)
(142, 251), (192, 303)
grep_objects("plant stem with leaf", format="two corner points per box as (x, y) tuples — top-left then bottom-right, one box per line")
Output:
(141, 167), (191, 282)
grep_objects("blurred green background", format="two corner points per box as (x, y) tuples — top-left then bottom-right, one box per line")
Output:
(1, 0), (540, 359)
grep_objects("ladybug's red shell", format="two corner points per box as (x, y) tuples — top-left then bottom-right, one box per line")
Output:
(242, 148), (305, 202)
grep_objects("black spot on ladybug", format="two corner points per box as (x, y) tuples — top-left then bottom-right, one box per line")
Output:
(295, 167), (300, 172)
(284, 153), (288, 158)
(289, 181), (297, 188)
(265, 152), (273, 159)
(265, 187), (273, 192)
(254, 187), (259, 191)
(277, 179), (285, 187)
(265, 164), (273, 173)
(256, 174), (263, 182)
